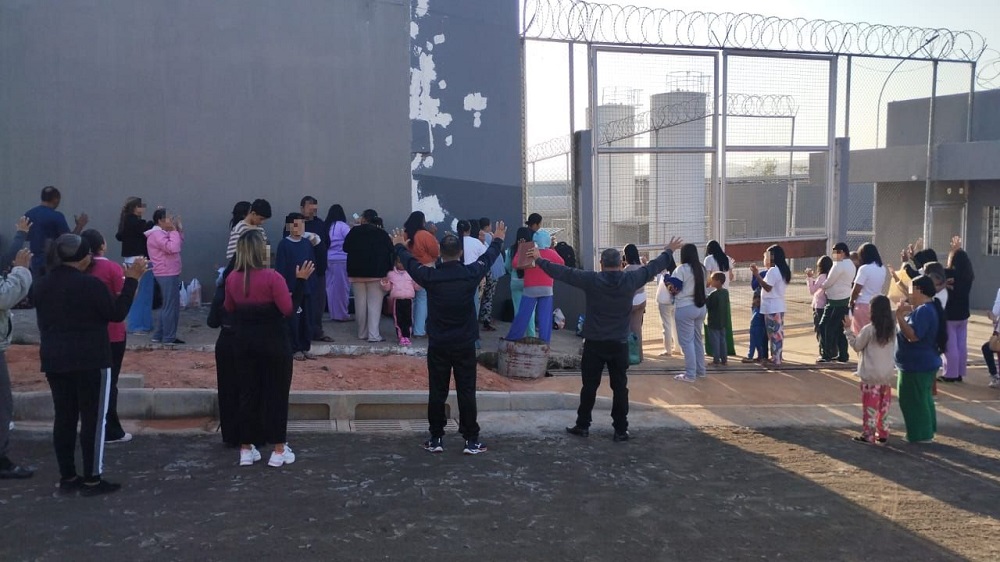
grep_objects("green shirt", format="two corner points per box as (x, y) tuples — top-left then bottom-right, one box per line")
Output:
(706, 288), (730, 329)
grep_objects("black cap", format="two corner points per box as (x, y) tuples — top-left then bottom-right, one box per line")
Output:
(250, 199), (272, 219)
(526, 213), (542, 226)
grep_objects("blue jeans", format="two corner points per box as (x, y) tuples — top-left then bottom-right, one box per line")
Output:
(413, 287), (427, 337)
(675, 305), (707, 377)
(506, 294), (553, 343)
(153, 275), (180, 343)
(127, 269), (154, 333)
(708, 327), (726, 363)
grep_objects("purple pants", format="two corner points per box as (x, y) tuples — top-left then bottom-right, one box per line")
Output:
(325, 260), (350, 321)
(943, 319), (968, 380)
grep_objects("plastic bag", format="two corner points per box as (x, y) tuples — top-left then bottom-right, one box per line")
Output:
(553, 308), (566, 330)
(187, 279), (202, 308)
(575, 314), (585, 337)
(178, 282), (189, 309)
(628, 332), (642, 365)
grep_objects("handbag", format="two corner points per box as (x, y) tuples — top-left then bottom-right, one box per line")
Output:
(989, 333), (1000, 353)
(627, 332), (642, 365)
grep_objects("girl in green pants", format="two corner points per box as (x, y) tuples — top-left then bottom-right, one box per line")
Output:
(894, 275), (947, 443)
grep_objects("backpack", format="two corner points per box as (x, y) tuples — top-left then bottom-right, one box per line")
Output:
(554, 241), (577, 268)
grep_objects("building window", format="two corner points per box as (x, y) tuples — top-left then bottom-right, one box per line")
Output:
(985, 206), (1000, 256)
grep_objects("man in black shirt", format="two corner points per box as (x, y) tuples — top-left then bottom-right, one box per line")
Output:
(391, 221), (506, 455)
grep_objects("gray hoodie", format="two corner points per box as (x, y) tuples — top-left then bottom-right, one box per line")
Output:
(1, 232), (33, 351)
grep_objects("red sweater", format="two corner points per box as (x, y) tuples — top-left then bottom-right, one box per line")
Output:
(224, 268), (293, 317)
(89, 257), (126, 343)
(523, 248), (564, 288)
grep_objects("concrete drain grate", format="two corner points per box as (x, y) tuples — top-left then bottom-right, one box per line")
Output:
(287, 420), (338, 432)
(350, 419), (458, 433)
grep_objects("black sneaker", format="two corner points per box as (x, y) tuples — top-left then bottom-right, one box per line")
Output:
(167, 338), (186, 345)
(423, 437), (444, 453)
(463, 440), (488, 455)
(565, 426), (589, 438)
(79, 479), (122, 497)
(57, 476), (83, 495)
(613, 431), (631, 442)
(0, 457), (34, 480)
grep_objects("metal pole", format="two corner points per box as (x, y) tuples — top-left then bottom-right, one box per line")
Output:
(568, 43), (576, 136)
(787, 115), (796, 237)
(568, 43), (576, 248)
(826, 57), (839, 245)
(922, 60), (939, 244)
(845, 55), (852, 138)
(520, 37), (528, 219)
(718, 52), (728, 245)
(589, 44), (600, 268)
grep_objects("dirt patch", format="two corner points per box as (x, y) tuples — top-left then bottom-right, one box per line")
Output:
(3, 344), (542, 393)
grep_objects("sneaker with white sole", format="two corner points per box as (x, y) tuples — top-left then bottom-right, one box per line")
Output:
(239, 446), (261, 466)
(423, 436), (444, 453)
(105, 432), (133, 444)
(990, 375), (1000, 389)
(463, 440), (487, 455)
(674, 373), (696, 383)
(268, 445), (295, 467)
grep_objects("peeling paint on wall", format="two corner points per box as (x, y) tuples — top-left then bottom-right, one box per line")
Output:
(463, 92), (488, 128)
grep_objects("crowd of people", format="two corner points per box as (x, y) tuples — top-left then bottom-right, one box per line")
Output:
(0, 184), (997, 492)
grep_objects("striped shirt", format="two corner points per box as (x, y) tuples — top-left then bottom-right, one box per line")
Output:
(226, 220), (268, 260)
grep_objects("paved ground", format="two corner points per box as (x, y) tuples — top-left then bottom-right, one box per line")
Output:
(3, 426), (999, 561)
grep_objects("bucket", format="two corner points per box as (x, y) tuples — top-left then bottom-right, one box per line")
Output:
(497, 337), (550, 379)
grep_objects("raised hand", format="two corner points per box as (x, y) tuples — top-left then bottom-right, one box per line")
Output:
(12, 248), (31, 269)
(951, 235), (962, 251)
(493, 220), (507, 241)
(125, 257), (148, 280)
(749, 263), (759, 276)
(296, 260), (316, 280)
(805, 268), (814, 278)
(390, 228), (407, 246)
(525, 246), (540, 261)
(15, 216), (31, 233)
(74, 213), (89, 229)
(665, 236), (683, 252)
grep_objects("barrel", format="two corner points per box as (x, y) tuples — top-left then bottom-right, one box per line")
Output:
(497, 337), (550, 379)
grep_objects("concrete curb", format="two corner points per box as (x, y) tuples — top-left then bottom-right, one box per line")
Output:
(12, 388), (627, 421)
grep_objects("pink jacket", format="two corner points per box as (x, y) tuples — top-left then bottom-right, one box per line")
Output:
(807, 273), (828, 309)
(145, 226), (184, 276)
(381, 269), (420, 300)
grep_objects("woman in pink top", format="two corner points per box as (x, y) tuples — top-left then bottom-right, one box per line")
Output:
(144, 209), (184, 345)
(224, 229), (314, 469)
(806, 255), (833, 360)
(505, 230), (564, 343)
(81, 229), (132, 444)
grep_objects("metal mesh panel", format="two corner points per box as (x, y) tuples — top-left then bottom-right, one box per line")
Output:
(724, 151), (826, 241)
(526, 146), (576, 248)
(847, 58), (934, 150)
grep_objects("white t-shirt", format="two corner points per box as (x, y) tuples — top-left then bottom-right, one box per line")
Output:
(760, 267), (787, 314)
(935, 288), (949, 310)
(703, 254), (733, 290)
(672, 263), (702, 309)
(462, 236), (486, 266)
(853, 263), (886, 305)
(823, 259), (856, 301)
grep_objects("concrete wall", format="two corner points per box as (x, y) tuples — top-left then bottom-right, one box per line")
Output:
(967, 180), (1000, 309)
(873, 182), (925, 273)
(408, 0), (522, 232)
(887, 89), (1000, 147)
(1, 0), (523, 295)
(0, 0), (411, 288)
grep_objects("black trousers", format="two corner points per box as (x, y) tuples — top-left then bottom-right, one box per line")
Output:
(394, 298), (413, 339)
(576, 339), (630, 433)
(46, 369), (111, 481)
(819, 303), (850, 361)
(427, 345), (479, 441)
(104, 341), (127, 441)
(287, 294), (311, 353)
(234, 322), (293, 446)
(309, 274), (327, 338)
(812, 308), (823, 357)
(215, 328), (240, 446)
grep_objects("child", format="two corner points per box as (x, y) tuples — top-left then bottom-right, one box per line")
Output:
(742, 291), (768, 363)
(705, 272), (730, 366)
(275, 213), (318, 361)
(849, 251), (861, 269)
(80, 229), (132, 443)
(806, 256), (832, 360)
(381, 257), (420, 346)
(844, 295), (896, 444)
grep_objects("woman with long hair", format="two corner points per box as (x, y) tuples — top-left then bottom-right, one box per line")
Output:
(895, 275), (947, 443)
(844, 295), (897, 444)
(750, 245), (791, 367)
(807, 255), (833, 357)
(404, 211), (440, 337)
(703, 240), (736, 357)
(229, 201), (252, 231)
(324, 204), (351, 322)
(115, 197), (154, 334)
(850, 243), (887, 334)
(505, 227), (537, 338)
(343, 209), (394, 342)
(941, 246), (974, 382)
(224, 229), (313, 467)
(33, 234), (146, 495)
(673, 244), (708, 382)
(623, 244), (647, 360)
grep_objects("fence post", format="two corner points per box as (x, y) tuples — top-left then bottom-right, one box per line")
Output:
(922, 60), (939, 243)
(835, 137), (851, 244)
(575, 130), (594, 270)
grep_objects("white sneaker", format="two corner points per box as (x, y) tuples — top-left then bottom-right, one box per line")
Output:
(239, 446), (261, 466)
(8, 421), (14, 431)
(268, 445), (296, 467)
(106, 433), (133, 444)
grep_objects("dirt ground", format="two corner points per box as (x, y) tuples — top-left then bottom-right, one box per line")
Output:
(3, 344), (539, 393)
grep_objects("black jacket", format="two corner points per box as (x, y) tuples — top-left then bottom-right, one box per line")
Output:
(32, 265), (137, 373)
(116, 214), (154, 258)
(397, 237), (503, 349)
(344, 224), (394, 278)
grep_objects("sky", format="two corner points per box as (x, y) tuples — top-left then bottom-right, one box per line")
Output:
(525, 0), (1000, 152)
